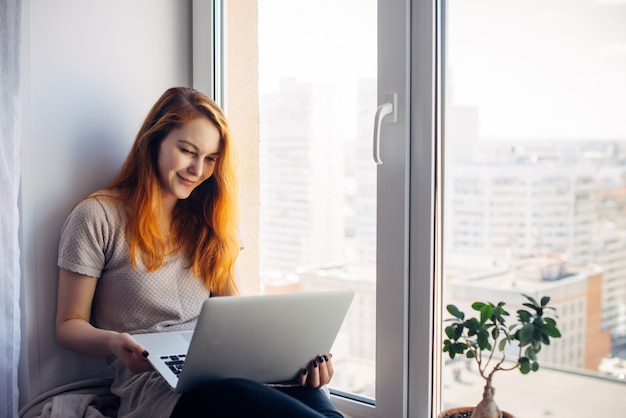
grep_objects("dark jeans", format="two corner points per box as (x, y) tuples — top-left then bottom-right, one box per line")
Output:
(170, 378), (344, 418)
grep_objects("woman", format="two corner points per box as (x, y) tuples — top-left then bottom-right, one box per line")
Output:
(56, 87), (343, 418)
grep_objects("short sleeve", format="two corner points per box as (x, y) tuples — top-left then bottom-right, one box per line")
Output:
(58, 198), (111, 278)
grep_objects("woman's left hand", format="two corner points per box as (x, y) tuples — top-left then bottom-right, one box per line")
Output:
(298, 353), (334, 388)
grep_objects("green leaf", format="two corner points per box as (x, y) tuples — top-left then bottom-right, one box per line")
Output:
(522, 302), (539, 312)
(498, 338), (507, 351)
(447, 305), (465, 320)
(493, 305), (510, 321)
(541, 323), (562, 338)
(444, 326), (456, 340)
(480, 304), (494, 324)
(519, 323), (534, 343)
(491, 326), (500, 341)
(523, 294), (539, 306)
(443, 340), (468, 359)
(477, 329), (491, 350)
(544, 318), (557, 327)
(519, 357), (530, 374)
(540, 296), (551, 307)
(472, 302), (486, 311)
(465, 319), (479, 334)
(531, 362), (540, 372)
(517, 310), (531, 323)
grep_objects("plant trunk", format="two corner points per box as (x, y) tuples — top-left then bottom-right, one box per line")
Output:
(470, 380), (502, 418)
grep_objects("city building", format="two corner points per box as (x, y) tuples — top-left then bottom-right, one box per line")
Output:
(445, 162), (595, 265)
(444, 252), (611, 371)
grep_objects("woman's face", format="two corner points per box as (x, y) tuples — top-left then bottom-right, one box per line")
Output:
(157, 117), (221, 205)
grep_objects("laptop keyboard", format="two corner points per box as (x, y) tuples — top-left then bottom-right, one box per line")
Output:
(161, 354), (186, 377)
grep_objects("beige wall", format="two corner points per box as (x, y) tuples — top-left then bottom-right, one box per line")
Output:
(19, 0), (192, 404)
(226, 0), (260, 295)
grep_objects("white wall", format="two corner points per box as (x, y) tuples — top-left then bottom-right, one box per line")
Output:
(19, 0), (192, 406)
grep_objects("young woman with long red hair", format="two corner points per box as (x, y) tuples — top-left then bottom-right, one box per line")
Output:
(56, 87), (343, 418)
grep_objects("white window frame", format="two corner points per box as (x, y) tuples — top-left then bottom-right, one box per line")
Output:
(192, 0), (224, 105)
(217, 0), (441, 416)
(332, 0), (441, 417)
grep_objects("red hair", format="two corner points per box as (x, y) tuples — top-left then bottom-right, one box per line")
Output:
(105, 87), (240, 295)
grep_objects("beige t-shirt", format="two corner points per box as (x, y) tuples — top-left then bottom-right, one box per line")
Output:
(58, 194), (210, 417)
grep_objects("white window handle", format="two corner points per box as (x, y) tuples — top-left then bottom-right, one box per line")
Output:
(372, 93), (398, 164)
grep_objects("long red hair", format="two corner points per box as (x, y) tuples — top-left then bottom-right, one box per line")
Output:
(106, 87), (240, 296)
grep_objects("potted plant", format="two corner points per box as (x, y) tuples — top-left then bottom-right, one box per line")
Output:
(440, 294), (562, 418)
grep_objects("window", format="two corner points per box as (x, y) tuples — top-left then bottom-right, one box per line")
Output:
(211, 0), (553, 416)
(231, 1), (626, 416)
(443, 0), (626, 415)
(256, 0), (379, 404)
(251, 0), (437, 417)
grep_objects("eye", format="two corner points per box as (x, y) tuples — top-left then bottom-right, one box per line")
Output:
(179, 147), (196, 156)
(205, 156), (217, 163)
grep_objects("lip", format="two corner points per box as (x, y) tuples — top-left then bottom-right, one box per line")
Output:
(177, 174), (196, 187)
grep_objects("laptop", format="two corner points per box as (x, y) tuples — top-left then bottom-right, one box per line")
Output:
(133, 290), (355, 392)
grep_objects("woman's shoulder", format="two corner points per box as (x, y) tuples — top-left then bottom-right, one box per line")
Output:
(87, 188), (121, 200)
(70, 189), (126, 220)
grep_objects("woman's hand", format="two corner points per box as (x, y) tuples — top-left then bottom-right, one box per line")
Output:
(298, 354), (334, 388)
(110, 332), (153, 374)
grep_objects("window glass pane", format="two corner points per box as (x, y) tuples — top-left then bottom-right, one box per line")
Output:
(443, 0), (626, 415)
(257, 0), (377, 401)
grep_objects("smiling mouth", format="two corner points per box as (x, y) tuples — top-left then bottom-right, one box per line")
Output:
(177, 174), (196, 187)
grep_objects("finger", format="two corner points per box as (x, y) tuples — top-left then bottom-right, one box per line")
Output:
(127, 334), (149, 355)
(307, 359), (321, 388)
(118, 335), (152, 373)
(325, 354), (334, 380)
(317, 356), (331, 386)
(298, 368), (308, 386)
(122, 334), (150, 360)
(115, 333), (142, 355)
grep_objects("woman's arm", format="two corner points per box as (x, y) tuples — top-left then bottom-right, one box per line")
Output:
(56, 267), (152, 373)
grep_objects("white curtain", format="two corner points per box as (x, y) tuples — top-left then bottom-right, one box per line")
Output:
(1, 0), (23, 417)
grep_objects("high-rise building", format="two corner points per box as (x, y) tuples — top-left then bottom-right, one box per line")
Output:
(446, 162), (595, 265)
(592, 231), (626, 339)
(259, 78), (347, 277)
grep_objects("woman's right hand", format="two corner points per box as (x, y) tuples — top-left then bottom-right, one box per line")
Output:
(110, 332), (154, 374)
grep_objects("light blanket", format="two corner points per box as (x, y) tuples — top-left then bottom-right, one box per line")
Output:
(19, 378), (119, 418)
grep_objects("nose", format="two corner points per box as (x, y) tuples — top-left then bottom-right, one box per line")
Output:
(188, 157), (203, 177)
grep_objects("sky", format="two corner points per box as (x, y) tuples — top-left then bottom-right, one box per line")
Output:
(257, 0), (626, 141)
(257, 0), (376, 93)
(447, 0), (626, 140)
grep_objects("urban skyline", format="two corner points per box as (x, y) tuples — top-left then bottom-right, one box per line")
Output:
(257, 75), (626, 401)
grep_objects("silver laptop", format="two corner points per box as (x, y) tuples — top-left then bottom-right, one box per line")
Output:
(133, 290), (354, 392)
